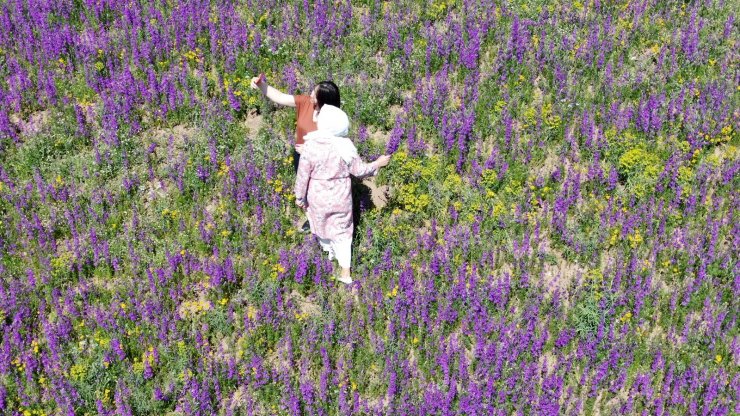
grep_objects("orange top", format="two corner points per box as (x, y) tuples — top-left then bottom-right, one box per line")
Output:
(295, 95), (317, 145)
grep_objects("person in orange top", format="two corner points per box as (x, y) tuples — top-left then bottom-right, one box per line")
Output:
(250, 76), (341, 232)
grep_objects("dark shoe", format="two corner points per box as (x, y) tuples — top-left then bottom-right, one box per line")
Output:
(300, 220), (310, 233)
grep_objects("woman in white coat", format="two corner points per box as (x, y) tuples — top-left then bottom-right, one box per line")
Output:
(294, 105), (391, 284)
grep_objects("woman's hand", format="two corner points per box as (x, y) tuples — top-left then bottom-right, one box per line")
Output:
(296, 199), (307, 209)
(250, 75), (267, 93)
(374, 154), (391, 168)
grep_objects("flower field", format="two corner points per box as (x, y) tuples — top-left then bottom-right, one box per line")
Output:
(0, 0), (738, 414)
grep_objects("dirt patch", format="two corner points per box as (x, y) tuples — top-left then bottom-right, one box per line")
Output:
(146, 124), (200, 150)
(479, 47), (499, 78)
(373, 50), (385, 67)
(631, 46), (658, 73)
(287, 290), (322, 318)
(263, 339), (293, 374)
(205, 197), (222, 215)
(79, 103), (99, 125)
(535, 150), (561, 180)
(538, 351), (557, 375)
(10, 110), (51, 136)
(647, 322), (665, 345)
(143, 179), (172, 207)
(532, 76), (545, 107)
(538, 238), (588, 305)
(362, 176), (388, 209)
(388, 104), (404, 119)
(602, 383), (631, 415)
(367, 126), (391, 147)
(225, 385), (249, 412)
(241, 110), (264, 136)
(176, 278), (212, 319)
(592, 391), (604, 415)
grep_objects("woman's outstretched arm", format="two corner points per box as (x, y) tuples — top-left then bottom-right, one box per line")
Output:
(348, 154), (391, 179)
(250, 76), (296, 107)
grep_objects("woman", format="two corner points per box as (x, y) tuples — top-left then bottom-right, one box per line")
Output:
(250, 76), (341, 232)
(294, 105), (391, 284)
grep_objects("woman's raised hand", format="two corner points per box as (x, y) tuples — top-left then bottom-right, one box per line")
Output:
(250, 74), (266, 91)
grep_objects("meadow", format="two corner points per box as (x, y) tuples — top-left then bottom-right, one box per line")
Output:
(0, 0), (738, 414)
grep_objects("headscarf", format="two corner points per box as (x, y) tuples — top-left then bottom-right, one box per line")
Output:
(303, 104), (358, 164)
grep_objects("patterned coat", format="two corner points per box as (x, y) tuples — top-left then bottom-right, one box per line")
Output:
(294, 136), (378, 242)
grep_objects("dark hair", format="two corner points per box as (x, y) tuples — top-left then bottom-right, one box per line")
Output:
(315, 81), (341, 109)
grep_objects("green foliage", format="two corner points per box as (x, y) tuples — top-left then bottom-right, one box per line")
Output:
(570, 269), (616, 338)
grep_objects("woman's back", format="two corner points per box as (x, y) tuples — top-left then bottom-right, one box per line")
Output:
(301, 136), (353, 180)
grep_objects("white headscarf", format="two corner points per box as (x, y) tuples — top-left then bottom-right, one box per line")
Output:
(303, 104), (358, 164)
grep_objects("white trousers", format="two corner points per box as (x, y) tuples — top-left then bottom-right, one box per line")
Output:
(318, 238), (352, 269)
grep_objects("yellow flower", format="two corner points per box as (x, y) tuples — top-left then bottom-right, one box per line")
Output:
(247, 305), (257, 320)
(220, 298), (228, 306)
(217, 162), (230, 176)
(620, 311), (632, 323)
(715, 355), (722, 364)
(120, 302), (126, 310)
(627, 231), (643, 248)
(69, 363), (86, 381)
(272, 179), (283, 193)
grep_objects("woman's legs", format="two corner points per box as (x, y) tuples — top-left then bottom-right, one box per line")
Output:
(318, 237), (335, 260)
(317, 237), (351, 283)
(332, 239), (352, 283)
